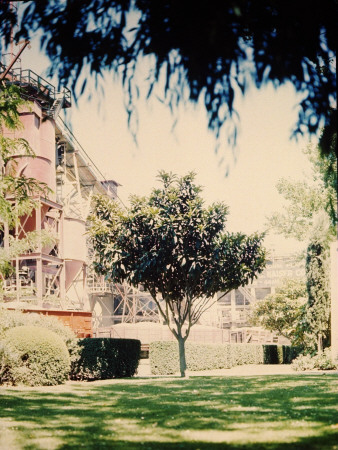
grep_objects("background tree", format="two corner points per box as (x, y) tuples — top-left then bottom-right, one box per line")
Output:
(0, 1), (335, 147)
(267, 144), (337, 352)
(312, 115), (337, 229)
(305, 215), (332, 352)
(250, 278), (308, 348)
(89, 172), (266, 377)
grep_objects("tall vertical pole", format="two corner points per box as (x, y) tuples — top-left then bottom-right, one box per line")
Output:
(59, 207), (66, 300)
(133, 287), (136, 323)
(15, 203), (19, 302)
(35, 200), (43, 303)
(72, 151), (85, 219)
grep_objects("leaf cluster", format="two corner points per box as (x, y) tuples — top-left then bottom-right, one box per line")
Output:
(1, 1), (336, 142)
(267, 143), (337, 243)
(306, 137), (337, 227)
(0, 84), (27, 131)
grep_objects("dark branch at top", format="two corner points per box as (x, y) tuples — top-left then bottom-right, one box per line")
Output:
(1, 1), (336, 146)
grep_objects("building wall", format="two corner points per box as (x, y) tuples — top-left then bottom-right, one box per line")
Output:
(216, 256), (305, 330)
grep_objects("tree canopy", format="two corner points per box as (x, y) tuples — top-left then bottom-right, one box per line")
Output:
(0, 1), (336, 146)
(250, 278), (308, 348)
(89, 171), (266, 376)
(267, 145), (337, 241)
(266, 144), (336, 352)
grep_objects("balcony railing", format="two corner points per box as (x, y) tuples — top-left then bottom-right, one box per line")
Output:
(1, 66), (71, 112)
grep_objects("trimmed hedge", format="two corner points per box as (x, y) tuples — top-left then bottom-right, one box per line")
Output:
(230, 344), (264, 366)
(263, 344), (301, 364)
(150, 341), (232, 375)
(149, 341), (300, 375)
(71, 338), (141, 381)
(2, 326), (70, 386)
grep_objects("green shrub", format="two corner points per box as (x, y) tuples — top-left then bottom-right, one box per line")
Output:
(314, 348), (338, 370)
(291, 348), (337, 372)
(291, 353), (316, 371)
(187, 343), (233, 371)
(281, 345), (302, 364)
(71, 338), (141, 381)
(150, 342), (263, 375)
(150, 341), (179, 375)
(150, 342), (235, 375)
(230, 344), (264, 366)
(149, 342), (299, 375)
(2, 326), (70, 386)
(0, 308), (79, 364)
(263, 345), (280, 364)
(262, 345), (302, 364)
(0, 340), (20, 384)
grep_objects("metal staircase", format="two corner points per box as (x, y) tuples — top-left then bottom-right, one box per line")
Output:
(50, 94), (65, 119)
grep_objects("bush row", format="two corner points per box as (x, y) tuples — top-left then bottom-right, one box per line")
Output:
(262, 344), (301, 365)
(0, 331), (141, 385)
(149, 341), (301, 375)
(70, 338), (141, 381)
(0, 308), (141, 386)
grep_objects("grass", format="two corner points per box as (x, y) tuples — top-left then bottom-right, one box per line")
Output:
(0, 374), (337, 449)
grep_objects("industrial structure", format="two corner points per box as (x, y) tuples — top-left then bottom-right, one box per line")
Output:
(0, 45), (159, 335)
(0, 45), (306, 345)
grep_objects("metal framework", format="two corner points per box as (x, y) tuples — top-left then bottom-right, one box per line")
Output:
(87, 275), (160, 330)
(2, 197), (65, 307)
(1, 65), (71, 118)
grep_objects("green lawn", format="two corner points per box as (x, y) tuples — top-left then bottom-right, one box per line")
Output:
(0, 374), (337, 449)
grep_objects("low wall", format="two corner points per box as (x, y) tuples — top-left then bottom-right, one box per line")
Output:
(7, 308), (92, 338)
(106, 324), (230, 344)
(94, 323), (287, 346)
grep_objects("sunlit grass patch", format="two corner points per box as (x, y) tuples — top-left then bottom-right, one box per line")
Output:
(0, 374), (337, 449)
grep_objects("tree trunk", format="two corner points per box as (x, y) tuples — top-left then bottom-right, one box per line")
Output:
(318, 333), (323, 353)
(177, 334), (187, 377)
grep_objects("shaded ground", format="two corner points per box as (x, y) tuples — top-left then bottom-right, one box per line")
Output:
(1, 371), (337, 449)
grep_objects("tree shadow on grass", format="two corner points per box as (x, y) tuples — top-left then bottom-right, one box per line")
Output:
(56, 434), (338, 450)
(0, 374), (337, 449)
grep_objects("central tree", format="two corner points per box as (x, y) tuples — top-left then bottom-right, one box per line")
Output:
(90, 172), (266, 377)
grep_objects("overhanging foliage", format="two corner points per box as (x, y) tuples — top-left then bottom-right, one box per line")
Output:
(0, 1), (336, 145)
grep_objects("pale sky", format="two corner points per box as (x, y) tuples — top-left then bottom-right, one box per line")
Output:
(18, 41), (315, 256)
